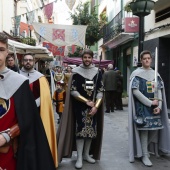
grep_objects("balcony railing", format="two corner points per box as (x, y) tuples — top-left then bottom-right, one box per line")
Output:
(100, 11), (123, 44)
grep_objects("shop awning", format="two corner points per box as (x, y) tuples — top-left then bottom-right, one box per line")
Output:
(8, 39), (53, 59)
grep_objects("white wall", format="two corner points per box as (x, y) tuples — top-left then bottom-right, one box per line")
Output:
(145, 0), (170, 41)
(107, 0), (120, 22)
(0, 0), (14, 33)
(98, 0), (121, 22)
(98, 0), (107, 16)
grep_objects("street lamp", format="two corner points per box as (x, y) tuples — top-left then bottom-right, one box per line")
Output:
(130, 0), (155, 67)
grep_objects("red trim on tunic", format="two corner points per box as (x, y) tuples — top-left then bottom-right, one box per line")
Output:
(0, 97), (17, 170)
(30, 79), (40, 100)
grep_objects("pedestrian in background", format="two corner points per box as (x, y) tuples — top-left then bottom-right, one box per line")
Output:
(54, 66), (65, 85)
(115, 70), (123, 110)
(53, 80), (66, 124)
(64, 66), (72, 92)
(6, 55), (19, 72)
(103, 64), (120, 113)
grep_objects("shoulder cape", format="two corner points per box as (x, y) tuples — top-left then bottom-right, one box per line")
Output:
(20, 68), (43, 84)
(0, 68), (27, 100)
(72, 64), (98, 80)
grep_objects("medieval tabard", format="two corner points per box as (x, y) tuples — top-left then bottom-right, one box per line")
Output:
(132, 74), (163, 130)
(57, 64), (104, 162)
(53, 88), (66, 114)
(71, 65), (104, 139)
(128, 67), (170, 162)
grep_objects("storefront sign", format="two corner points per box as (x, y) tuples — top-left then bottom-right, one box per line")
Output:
(125, 17), (139, 33)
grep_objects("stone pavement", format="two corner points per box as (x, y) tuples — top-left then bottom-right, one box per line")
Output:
(54, 107), (170, 170)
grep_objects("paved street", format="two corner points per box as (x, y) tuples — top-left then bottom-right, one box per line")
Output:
(54, 107), (170, 170)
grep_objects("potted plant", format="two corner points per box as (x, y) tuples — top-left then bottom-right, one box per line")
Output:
(124, 0), (136, 12)
(124, 0), (155, 15)
(122, 90), (129, 106)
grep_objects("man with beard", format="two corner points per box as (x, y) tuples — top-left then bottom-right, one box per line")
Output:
(20, 53), (58, 168)
(0, 32), (56, 169)
(57, 49), (104, 169)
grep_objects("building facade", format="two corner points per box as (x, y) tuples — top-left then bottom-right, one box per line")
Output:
(0, 0), (15, 34)
(98, 0), (170, 108)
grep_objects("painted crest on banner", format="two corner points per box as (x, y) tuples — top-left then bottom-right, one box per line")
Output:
(53, 29), (65, 41)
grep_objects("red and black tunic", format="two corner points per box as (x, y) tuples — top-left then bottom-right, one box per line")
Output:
(0, 97), (17, 170)
(30, 79), (40, 105)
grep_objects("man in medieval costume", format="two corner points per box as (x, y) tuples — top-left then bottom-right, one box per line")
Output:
(64, 66), (72, 92)
(0, 32), (56, 169)
(53, 80), (66, 124)
(57, 49), (104, 169)
(20, 53), (58, 168)
(54, 66), (64, 85)
(128, 50), (170, 167)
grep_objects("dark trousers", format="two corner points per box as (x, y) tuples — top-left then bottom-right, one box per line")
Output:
(115, 92), (123, 110)
(105, 90), (116, 111)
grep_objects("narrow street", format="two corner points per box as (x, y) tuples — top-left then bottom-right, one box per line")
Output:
(55, 107), (170, 170)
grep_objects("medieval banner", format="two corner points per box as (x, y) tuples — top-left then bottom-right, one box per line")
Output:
(44, 3), (53, 20)
(65, 0), (76, 10)
(43, 42), (65, 56)
(32, 22), (87, 47)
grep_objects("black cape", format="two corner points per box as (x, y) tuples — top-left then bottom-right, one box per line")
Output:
(13, 80), (56, 170)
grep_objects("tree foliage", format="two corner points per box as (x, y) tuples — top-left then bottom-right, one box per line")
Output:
(69, 1), (105, 47)
(20, 37), (36, 46)
(68, 46), (83, 57)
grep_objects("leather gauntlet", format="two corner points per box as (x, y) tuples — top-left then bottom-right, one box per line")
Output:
(0, 124), (20, 153)
(9, 124), (20, 139)
(95, 98), (102, 109)
(75, 95), (88, 103)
